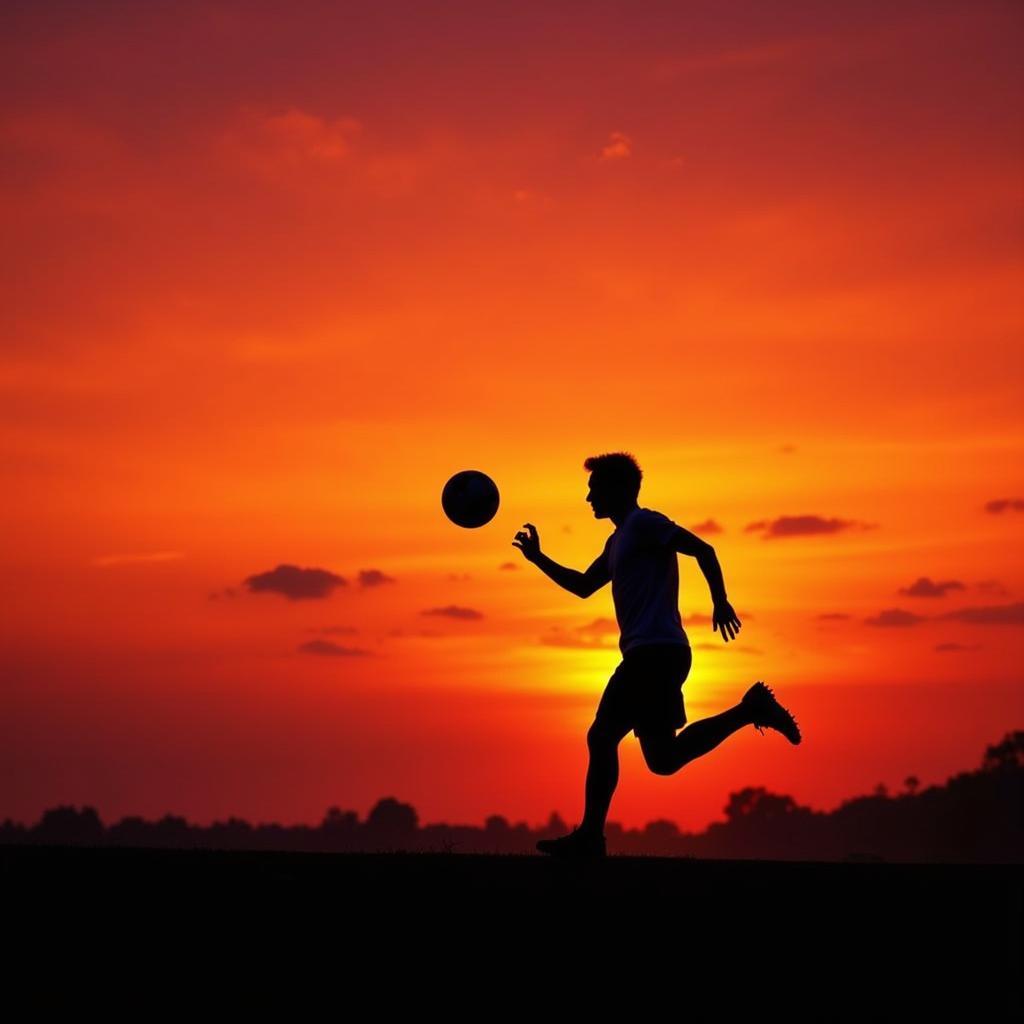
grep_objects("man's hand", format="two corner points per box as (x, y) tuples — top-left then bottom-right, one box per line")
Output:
(512, 523), (542, 564)
(712, 600), (741, 642)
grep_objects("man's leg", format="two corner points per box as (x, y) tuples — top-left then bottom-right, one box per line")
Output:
(579, 719), (632, 837)
(638, 702), (753, 776)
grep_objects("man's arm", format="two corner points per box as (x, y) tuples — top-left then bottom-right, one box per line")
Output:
(670, 523), (715, 559)
(660, 518), (740, 640)
(694, 545), (729, 605)
(528, 551), (589, 598)
(665, 523), (729, 604)
(578, 547), (612, 598)
(692, 541), (741, 641)
(513, 523), (610, 599)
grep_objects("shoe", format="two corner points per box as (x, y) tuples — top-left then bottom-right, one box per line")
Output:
(742, 681), (802, 745)
(536, 827), (607, 859)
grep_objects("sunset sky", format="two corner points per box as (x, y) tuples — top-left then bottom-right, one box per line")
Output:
(2, 0), (1022, 834)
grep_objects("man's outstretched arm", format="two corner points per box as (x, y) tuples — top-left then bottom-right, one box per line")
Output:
(695, 547), (742, 641)
(512, 522), (604, 598)
(530, 551), (588, 597)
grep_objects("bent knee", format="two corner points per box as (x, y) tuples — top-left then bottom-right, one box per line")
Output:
(644, 756), (676, 776)
(639, 737), (677, 775)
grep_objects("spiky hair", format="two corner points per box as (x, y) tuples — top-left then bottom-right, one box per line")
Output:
(583, 451), (642, 498)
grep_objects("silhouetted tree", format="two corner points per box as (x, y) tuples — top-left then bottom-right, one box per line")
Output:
(364, 797), (418, 850)
(33, 805), (104, 846)
(322, 807), (359, 833)
(644, 819), (680, 840)
(642, 819), (682, 856)
(0, 818), (27, 844)
(538, 811), (569, 839)
(982, 730), (1024, 772)
(152, 814), (193, 848)
(109, 815), (151, 847)
(724, 787), (798, 823)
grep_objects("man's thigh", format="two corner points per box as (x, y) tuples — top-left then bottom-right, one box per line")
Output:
(629, 645), (689, 739)
(593, 647), (689, 742)
(591, 661), (638, 742)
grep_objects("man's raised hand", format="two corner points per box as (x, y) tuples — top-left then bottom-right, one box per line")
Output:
(712, 600), (741, 642)
(512, 523), (541, 563)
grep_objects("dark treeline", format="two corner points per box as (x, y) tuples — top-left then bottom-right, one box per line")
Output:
(3, 731), (1021, 862)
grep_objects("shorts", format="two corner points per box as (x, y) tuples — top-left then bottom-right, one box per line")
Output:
(592, 643), (692, 739)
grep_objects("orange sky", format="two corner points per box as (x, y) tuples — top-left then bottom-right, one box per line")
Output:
(2, 0), (1022, 833)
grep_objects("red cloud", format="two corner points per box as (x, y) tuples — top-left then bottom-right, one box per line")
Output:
(745, 515), (874, 539)
(691, 519), (723, 534)
(244, 564), (346, 600)
(358, 569), (396, 587)
(984, 498), (1024, 514)
(421, 605), (484, 620)
(864, 608), (924, 627)
(298, 640), (372, 656)
(898, 577), (965, 598)
(939, 602), (1024, 625)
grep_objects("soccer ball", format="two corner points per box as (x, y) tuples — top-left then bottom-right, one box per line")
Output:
(441, 470), (500, 528)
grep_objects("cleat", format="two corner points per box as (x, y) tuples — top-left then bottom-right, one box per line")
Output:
(742, 681), (802, 745)
(536, 827), (607, 860)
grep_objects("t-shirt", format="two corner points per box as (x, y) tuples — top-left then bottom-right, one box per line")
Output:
(597, 506), (690, 656)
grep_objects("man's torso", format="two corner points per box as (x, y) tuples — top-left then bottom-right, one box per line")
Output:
(605, 507), (689, 656)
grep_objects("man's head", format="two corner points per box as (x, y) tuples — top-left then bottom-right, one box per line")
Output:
(584, 451), (642, 518)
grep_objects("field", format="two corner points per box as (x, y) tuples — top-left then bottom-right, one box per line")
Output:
(5, 846), (1019, 1012)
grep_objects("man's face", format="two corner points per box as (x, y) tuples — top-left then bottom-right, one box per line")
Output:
(586, 474), (612, 517)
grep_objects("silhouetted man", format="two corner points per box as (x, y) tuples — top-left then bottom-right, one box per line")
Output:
(512, 451), (801, 859)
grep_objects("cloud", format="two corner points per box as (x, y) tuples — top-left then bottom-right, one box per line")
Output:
(744, 515), (875, 539)
(817, 612), (850, 621)
(600, 131), (632, 160)
(539, 617), (619, 649)
(984, 498), (1024, 514)
(421, 605), (484, 620)
(864, 608), (925, 627)
(209, 587), (238, 600)
(358, 569), (396, 587)
(934, 642), (982, 653)
(540, 631), (612, 650)
(938, 602), (1024, 625)
(243, 564), (346, 600)
(298, 639), (372, 657)
(223, 106), (362, 175)
(651, 41), (806, 81)
(498, 562), (519, 570)
(690, 519), (723, 535)
(388, 627), (442, 638)
(92, 551), (184, 567)
(898, 577), (966, 598)
(578, 617), (618, 636)
(778, 444), (797, 454)
(305, 625), (360, 635)
(446, 573), (471, 581)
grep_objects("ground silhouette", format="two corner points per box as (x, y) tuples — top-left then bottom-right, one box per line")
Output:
(3, 730), (1021, 862)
